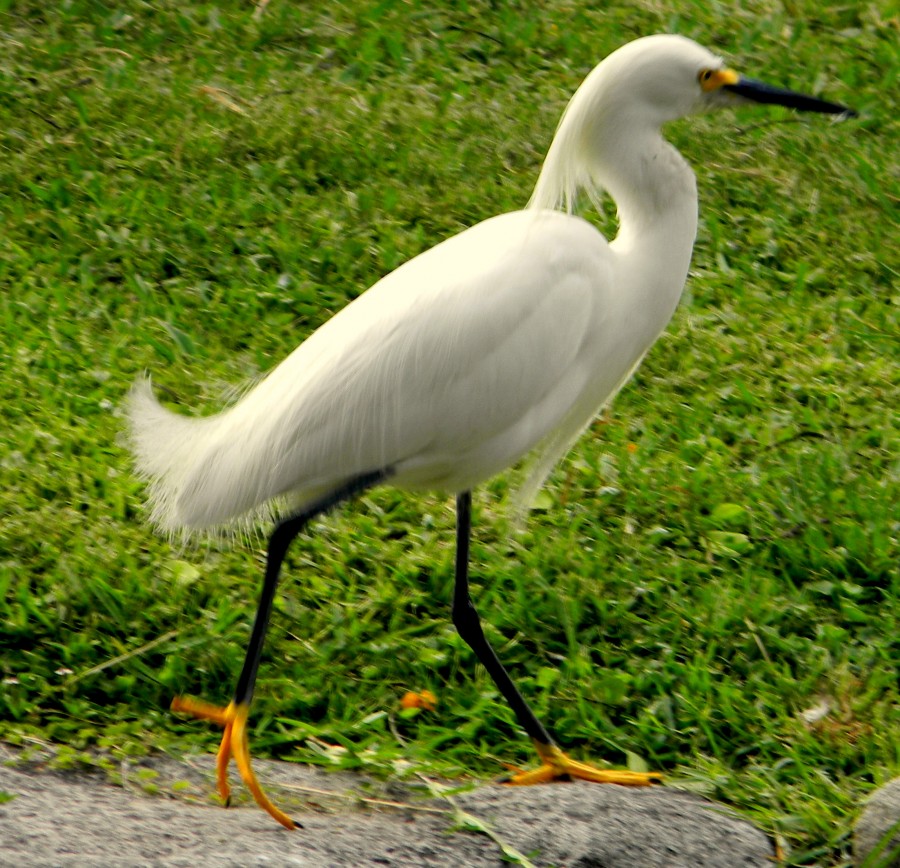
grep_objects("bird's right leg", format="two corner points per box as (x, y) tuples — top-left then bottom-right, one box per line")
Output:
(451, 491), (557, 747)
(451, 490), (661, 788)
(172, 468), (391, 830)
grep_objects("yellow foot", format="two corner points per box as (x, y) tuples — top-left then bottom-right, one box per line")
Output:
(503, 740), (663, 787)
(171, 696), (298, 830)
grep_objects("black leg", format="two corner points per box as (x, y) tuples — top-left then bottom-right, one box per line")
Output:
(179, 478), (658, 829)
(172, 466), (404, 830)
(451, 490), (556, 747)
(232, 467), (392, 707)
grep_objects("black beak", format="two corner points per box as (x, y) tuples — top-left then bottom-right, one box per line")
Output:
(723, 76), (857, 117)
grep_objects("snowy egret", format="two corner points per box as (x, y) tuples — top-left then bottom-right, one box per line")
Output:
(127, 34), (854, 829)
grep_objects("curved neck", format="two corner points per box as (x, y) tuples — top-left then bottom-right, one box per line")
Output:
(530, 101), (698, 284)
(528, 75), (699, 250)
(605, 130), (698, 260)
(605, 129), (699, 335)
(529, 94), (699, 345)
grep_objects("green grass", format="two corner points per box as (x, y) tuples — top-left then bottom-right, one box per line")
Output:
(0, 1), (897, 863)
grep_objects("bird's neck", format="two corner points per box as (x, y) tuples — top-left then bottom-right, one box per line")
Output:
(604, 130), (698, 260)
(529, 101), (699, 269)
(530, 108), (699, 335)
(604, 129), (699, 338)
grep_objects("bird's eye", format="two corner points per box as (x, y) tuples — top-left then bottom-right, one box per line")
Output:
(698, 68), (724, 92)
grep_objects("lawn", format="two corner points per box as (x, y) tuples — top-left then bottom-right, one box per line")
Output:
(0, 1), (897, 864)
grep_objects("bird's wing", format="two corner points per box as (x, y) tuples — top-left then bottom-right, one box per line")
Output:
(162, 210), (614, 527)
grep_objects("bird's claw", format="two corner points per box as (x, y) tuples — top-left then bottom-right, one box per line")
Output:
(502, 741), (663, 787)
(171, 695), (299, 830)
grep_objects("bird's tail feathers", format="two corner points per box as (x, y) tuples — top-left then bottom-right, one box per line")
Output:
(126, 377), (274, 536)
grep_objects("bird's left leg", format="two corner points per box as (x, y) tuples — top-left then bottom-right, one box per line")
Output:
(451, 490), (662, 788)
(172, 469), (391, 829)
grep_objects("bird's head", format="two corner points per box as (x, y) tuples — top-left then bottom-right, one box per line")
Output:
(528, 34), (855, 214)
(600, 34), (855, 124)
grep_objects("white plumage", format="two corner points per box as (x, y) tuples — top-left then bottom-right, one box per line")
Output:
(130, 35), (713, 532)
(128, 34), (852, 536)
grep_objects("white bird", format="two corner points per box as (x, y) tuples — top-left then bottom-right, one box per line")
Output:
(127, 34), (854, 829)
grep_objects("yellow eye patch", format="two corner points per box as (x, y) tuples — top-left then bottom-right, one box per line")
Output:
(699, 68), (741, 92)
